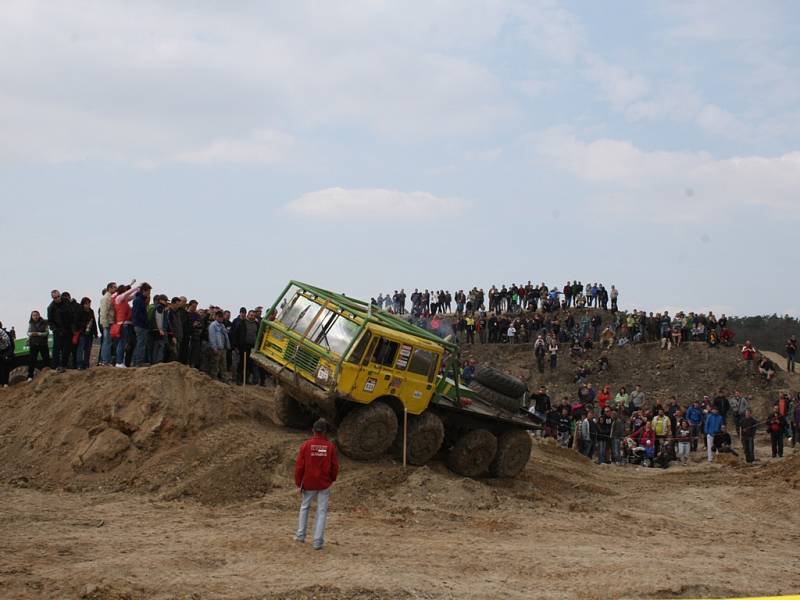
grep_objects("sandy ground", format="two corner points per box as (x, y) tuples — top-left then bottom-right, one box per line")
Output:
(2, 438), (799, 600)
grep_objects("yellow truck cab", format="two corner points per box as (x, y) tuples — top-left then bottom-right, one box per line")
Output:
(253, 281), (536, 478)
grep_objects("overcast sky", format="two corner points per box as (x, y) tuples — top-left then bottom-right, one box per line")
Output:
(2, 1), (799, 333)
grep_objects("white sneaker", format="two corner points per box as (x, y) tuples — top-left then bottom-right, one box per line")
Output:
(115, 363), (127, 369)
(26, 378), (32, 383)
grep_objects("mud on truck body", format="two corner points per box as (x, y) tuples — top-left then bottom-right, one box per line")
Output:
(251, 281), (538, 478)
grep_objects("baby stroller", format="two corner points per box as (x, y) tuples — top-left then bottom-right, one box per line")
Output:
(625, 437), (654, 467)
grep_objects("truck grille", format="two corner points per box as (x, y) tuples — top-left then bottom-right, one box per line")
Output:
(283, 340), (321, 375)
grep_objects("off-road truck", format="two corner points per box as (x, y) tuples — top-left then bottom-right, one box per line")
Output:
(252, 281), (537, 478)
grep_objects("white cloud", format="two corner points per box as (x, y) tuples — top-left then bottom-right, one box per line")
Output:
(286, 188), (467, 219)
(583, 56), (649, 109)
(534, 129), (800, 220)
(170, 129), (297, 167)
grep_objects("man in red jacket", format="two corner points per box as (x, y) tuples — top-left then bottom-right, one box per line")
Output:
(294, 418), (339, 550)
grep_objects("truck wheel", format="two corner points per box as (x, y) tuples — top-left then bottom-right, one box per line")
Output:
(8, 366), (29, 386)
(337, 401), (398, 460)
(403, 412), (445, 466)
(490, 429), (532, 478)
(446, 429), (497, 477)
(273, 386), (314, 430)
(474, 366), (526, 399)
(468, 382), (522, 412)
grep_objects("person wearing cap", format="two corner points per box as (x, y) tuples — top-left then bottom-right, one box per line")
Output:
(294, 418), (339, 550)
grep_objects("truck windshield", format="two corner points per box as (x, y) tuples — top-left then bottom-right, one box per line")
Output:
(278, 291), (360, 356)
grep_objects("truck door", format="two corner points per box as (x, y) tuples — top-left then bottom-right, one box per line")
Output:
(349, 335), (400, 404)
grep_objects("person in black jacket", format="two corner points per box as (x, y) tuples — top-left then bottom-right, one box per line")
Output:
(596, 408), (613, 464)
(47, 289), (71, 372)
(739, 409), (757, 463)
(26, 310), (50, 380)
(75, 298), (98, 370)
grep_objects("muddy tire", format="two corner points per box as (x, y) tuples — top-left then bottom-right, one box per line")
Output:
(489, 429), (532, 478)
(337, 401), (398, 460)
(474, 366), (526, 399)
(273, 386), (315, 430)
(469, 382), (523, 413)
(8, 366), (29, 386)
(400, 412), (445, 466)
(446, 429), (497, 477)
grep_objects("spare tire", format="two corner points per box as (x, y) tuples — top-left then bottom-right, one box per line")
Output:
(469, 381), (523, 413)
(474, 366), (526, 399)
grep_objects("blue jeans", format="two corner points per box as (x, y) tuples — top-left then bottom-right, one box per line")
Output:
(597, 438), (608, 464)
(152, 337), (165, 364)
(76, 334), (93, 369)
(611, 438), (622, 463)
(295, 488), (330, 549)
(100, 325), (114, 364)
(115, 324), (130, 365)
(132, 326), (149, 366)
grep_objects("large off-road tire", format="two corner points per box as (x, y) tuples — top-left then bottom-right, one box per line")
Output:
(398, 411), (445, 466)
(337, 401), (398, 460)
(469, 381), (523, 413)
(474, 366), (526, 399)
(446, 429), (497, 477)
(8, 366), (29, 386)
(273, 386), (315, 430)
(489, 429), (532, 478)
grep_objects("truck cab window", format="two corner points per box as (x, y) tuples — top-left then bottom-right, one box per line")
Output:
(371, 338), (399, 366)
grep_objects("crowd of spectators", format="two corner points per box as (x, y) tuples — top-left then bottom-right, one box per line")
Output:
(0, 280), (268, 386)
(523, 384), (799, 466)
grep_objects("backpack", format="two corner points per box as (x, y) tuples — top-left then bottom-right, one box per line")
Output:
(0, 329), (13, 356)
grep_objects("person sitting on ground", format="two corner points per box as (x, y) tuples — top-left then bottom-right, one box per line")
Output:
(600, 327), (615, 350)
(629, 421), (656, 462)
(654, 437), (673, 469)
(712, 425), (739, 456)
(758, 356), (775, 381)
(597, 352), (609, 371)
(574, 363), (591, 384)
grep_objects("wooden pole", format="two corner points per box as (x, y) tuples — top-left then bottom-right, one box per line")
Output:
(242, 351), (247, 398)
(402, 407), (408, 469)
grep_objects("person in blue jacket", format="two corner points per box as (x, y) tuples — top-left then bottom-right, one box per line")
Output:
(704, 407), (723, 463)
(685, 401), (703, 451)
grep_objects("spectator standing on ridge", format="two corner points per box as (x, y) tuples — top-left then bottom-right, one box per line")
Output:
(294, 418), (339, 550)
(741, 340), (757, 374)
(740, 409), (757, 463)
(98, 282), (118, 366)
(207, 310), (231, 381)
(26, 310), (50, 381)
(75, 297), (98, 370)
(47, 289), (71, 373)
(113, 283), (139, 368)
(131, 283), (152, 367)
(610, 285), (619, 312)
(0, 323), (13, 387)
(786, 336), (798, 373)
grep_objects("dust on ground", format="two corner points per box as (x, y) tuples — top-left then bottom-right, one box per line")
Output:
(0, 354), (799, 599)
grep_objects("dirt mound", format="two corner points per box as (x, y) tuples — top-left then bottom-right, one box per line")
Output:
(461, 340), (798, 419)
(0, 363), (293, 503)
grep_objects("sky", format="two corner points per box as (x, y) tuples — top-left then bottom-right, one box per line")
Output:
(2, 0), (800, 333)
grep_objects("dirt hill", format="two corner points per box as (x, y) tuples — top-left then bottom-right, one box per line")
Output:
(461, 339), (795, 419)
(0, 363), (299, 503)
(1, 359), (799, 598)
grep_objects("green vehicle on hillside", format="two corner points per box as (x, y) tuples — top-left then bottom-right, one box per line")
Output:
(5, 335), (53, 385)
